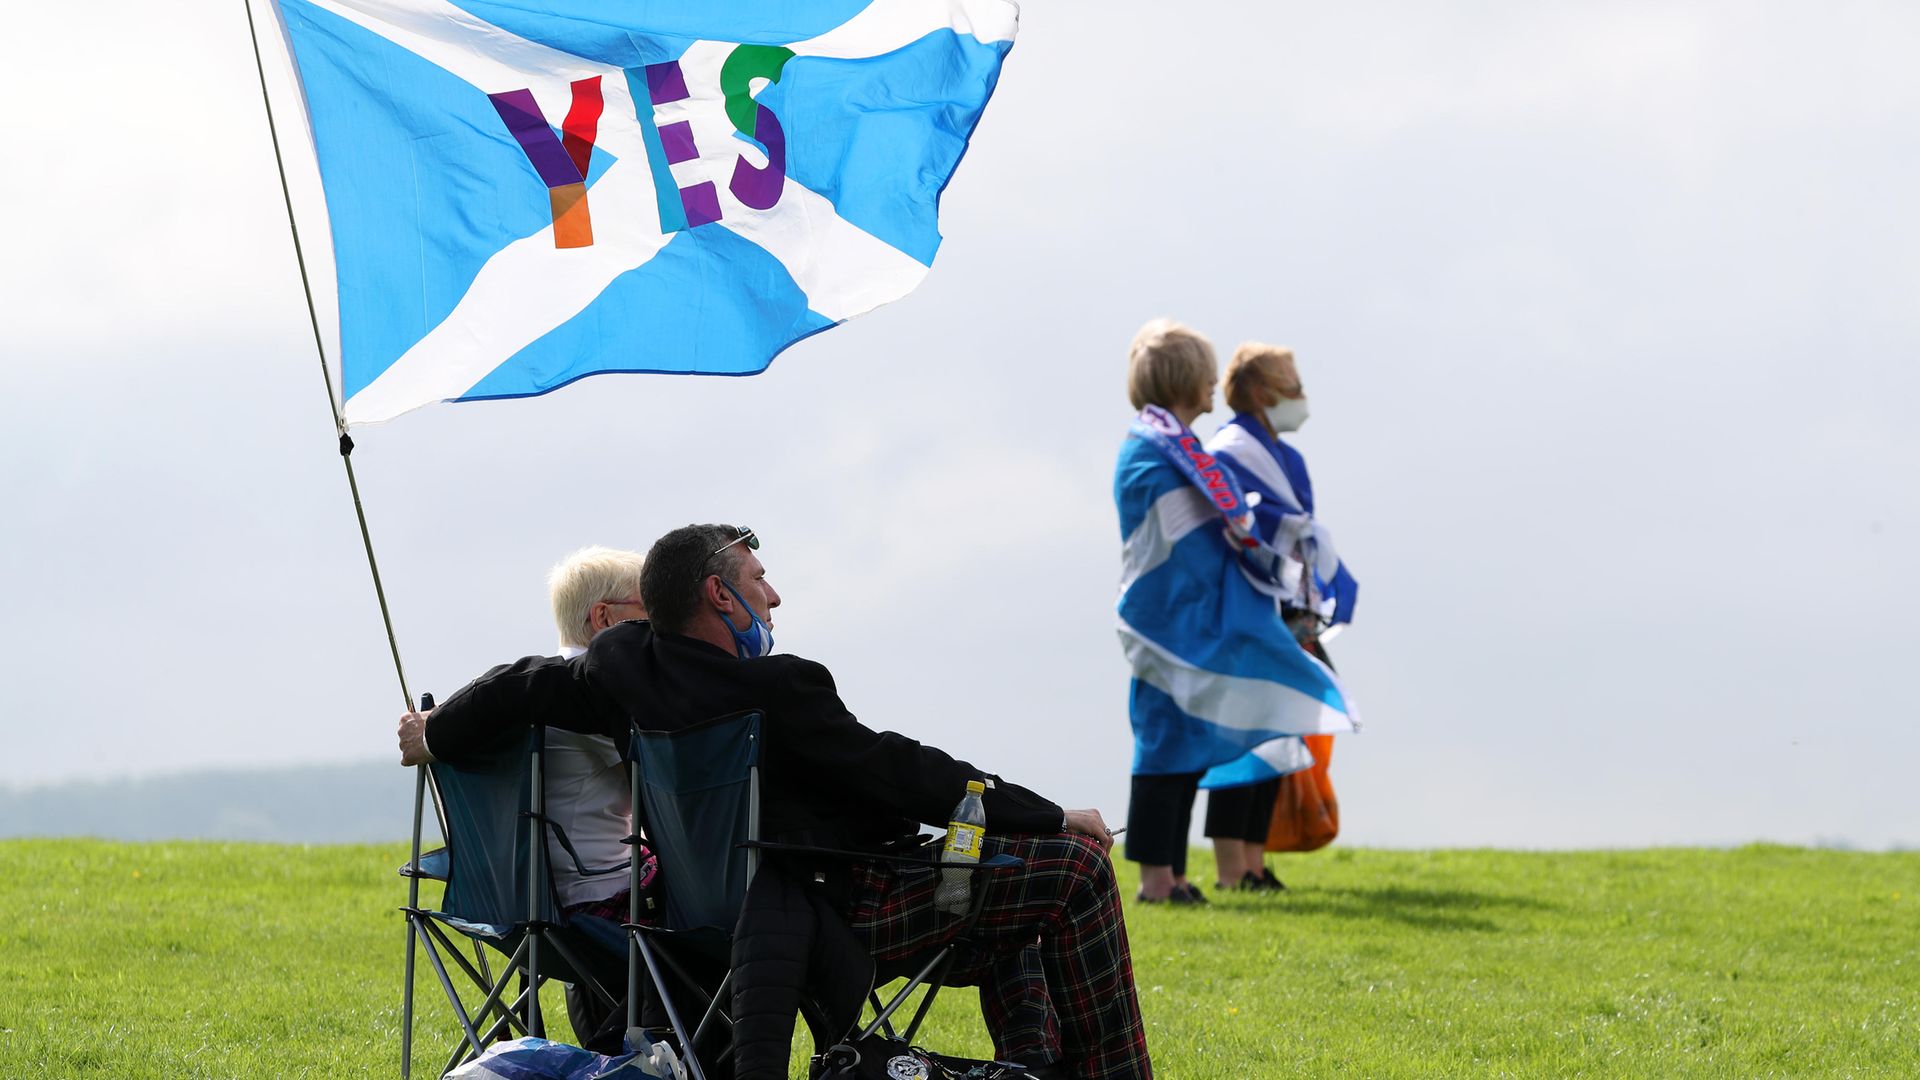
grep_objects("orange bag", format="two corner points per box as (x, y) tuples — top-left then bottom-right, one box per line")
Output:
(1265, 734), (1339, 852)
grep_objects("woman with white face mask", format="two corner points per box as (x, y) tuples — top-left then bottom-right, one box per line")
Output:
(1200, 343), (1361, 891)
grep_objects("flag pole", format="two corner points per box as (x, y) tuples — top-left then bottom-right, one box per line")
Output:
(240, 0), (416, 710)
(240, 5), (430, 1073)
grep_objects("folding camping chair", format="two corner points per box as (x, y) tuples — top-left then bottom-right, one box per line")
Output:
(622, 709), (1023, 1080)
(399, 724), (630, 1078)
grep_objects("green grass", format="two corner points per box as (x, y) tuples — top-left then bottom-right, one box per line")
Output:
(1, 841), (1914, 1078)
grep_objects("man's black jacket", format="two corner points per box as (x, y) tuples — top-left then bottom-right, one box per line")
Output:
(425, 621), (1065, 850)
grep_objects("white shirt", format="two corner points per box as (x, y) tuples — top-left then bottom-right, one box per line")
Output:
(545, 643), (632, 906)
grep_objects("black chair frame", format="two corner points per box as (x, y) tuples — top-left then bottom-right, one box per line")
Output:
(618, 711), (1023, 1080)
(400, 724), (629, 1078)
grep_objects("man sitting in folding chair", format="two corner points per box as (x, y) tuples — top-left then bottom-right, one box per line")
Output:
(422, 524), (1153, 1080)
(399, 545), (655, 1052)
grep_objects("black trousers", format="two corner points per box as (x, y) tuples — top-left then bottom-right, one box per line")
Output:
(1123, 772), (1201, 875)
(1203, 777), (1281, 843)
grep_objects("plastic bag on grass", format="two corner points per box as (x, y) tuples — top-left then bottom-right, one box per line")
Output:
(445, 1036), (685, 1080)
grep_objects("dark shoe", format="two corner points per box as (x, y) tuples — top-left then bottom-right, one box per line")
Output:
(1137, 882), (1210, 904)
(1252, 867), (1286, 892)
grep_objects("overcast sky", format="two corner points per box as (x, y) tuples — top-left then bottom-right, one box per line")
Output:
(3, 1), (1916, 848)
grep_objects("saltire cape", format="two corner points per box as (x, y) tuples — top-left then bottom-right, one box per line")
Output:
(1205, 413), (1360, 629)
(1114, 406), (1357, 790)
(265, 0), (1019, 424)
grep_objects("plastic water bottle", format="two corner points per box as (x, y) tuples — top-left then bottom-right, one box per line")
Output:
(935, 780), (987, 915)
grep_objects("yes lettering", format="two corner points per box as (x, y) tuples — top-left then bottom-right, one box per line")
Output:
(487, 46), (794, 249)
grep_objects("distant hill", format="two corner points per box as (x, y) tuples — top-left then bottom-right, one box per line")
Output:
(0, 761), (420, 843)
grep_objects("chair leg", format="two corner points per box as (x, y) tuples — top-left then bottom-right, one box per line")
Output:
(690, 970), (733, 1057)
(652, 944), (725, 1018)
(474, 937), (493, 986)
(444, 935), (535, 1069)
(897, 949), (958, 1045)
(444, 982), (537, 1078)
(627, 933), (640, 1039)
(549, 933), (622, 1014)
(419, 920), (496, 1000)
(867, 991), (895, 1039)
(417, 921), (533, 1043)
(520, 969), (541, 1039)
(470, 941), (534, 1038)
(541, 930), (619, 1013)
(402, 914), (419, 1080)
(652, 945), (739, 1058)
(416, 921), (490, 1060)
(885, 858), (1011, 1046)
(860, 948), (952, 1041)
(633, 933), (711, 1080)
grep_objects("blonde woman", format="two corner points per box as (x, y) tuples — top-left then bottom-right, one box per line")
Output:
(1113, 318), (1221, 903)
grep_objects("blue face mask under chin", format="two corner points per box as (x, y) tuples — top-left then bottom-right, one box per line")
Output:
(719, 580), (775, 659)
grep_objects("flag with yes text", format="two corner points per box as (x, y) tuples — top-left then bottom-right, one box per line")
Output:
(268, 0), (1018, 424)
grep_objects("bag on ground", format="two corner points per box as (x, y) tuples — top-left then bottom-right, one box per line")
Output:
(813, 1033), (1034, 1079)
(445, 1036), (682, 1080)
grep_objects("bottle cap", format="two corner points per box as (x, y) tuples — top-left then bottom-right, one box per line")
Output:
(966, 780), (986, 794)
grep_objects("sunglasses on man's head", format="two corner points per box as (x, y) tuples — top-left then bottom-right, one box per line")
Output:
(694, 525), (758, 582)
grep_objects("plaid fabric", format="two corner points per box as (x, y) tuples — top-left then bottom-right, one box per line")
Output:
(981, 943), (1059, 1066)
(934, 940), (1058, 1066)
(562, 889), (633, 924)
(560, 843), (659, 926)
(847, 833), (1151, 1080)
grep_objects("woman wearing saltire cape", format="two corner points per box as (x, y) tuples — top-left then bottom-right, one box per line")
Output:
(1203, 342), (1362, 885)
(1113, 320), (1357, 904)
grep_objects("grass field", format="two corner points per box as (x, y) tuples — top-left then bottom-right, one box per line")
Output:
(1, 840), (1914, 1078)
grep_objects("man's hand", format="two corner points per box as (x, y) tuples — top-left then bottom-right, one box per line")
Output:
(1063, 808), (1115, 855)
(397, 710), (436, 766)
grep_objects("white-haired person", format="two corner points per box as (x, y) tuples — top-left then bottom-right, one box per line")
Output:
(1202, 344), (1360, 888)
(1112, 318), (1222, 904)
(396, 544), (653, 1050)
(541, 546), (654, 920)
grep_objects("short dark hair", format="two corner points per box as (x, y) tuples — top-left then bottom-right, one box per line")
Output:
(641, 524), (747, 634)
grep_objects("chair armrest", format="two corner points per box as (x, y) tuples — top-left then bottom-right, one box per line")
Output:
(740, 840), (1023, 873)
(571, 861), (633, 877)
(524, 811), (632, 877)
(397, 847), (450, 881)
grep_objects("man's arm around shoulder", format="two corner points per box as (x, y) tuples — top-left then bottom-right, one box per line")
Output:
(396, 654), (607, 767)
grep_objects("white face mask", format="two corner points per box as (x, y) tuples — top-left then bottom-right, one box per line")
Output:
(1264, 396), (1310, 433)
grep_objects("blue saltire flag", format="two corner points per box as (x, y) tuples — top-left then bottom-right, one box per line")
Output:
(265, 0), (1018, 424)
(1114, 408), (1358, 790)
(1207, 414), (1361, 629)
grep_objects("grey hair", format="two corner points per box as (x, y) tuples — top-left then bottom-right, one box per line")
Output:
(547, 545), (647, 648)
